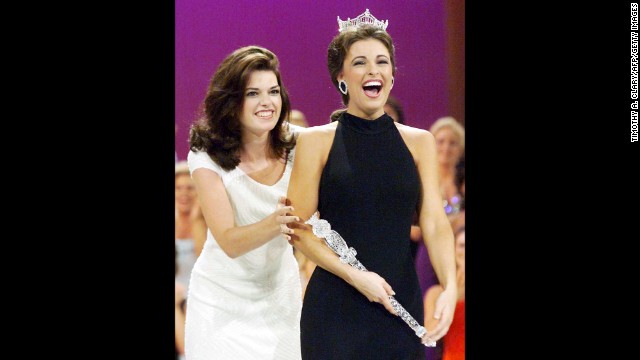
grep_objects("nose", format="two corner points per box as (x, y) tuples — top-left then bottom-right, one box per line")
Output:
(368, 64), (380, 76)
(259, 93), (271, 106)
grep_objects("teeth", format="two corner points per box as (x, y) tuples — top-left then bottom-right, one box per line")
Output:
(256, 111), (272, 118)
(363, 80), (382, 87)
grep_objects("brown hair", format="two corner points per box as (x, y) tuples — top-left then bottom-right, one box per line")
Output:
(189, 46), (295, 170)
(385, 95), (405, 124)
(327, 26), (396, 122)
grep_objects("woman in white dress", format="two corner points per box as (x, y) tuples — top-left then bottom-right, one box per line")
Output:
(185, 46), (302, 360)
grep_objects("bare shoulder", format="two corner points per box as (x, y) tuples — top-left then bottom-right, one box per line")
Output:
(395, 123), (435, 157)
(293, 122), (338, 166)
(297, 122), (338, 147)
(396, 123), (433, 143)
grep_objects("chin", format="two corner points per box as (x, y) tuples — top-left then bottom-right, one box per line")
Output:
(266, 119), (280, 131)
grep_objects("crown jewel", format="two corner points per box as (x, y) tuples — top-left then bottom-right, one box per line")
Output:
(337, 9), (389, 33)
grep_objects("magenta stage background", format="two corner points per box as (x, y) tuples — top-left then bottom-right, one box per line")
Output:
(176, 0), (455, 160)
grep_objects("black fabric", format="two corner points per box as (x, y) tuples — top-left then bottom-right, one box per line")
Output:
(301, 112), (424, 359)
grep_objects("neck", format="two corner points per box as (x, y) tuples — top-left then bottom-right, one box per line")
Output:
(176, 210), (190, 220)
(240, 132), (271, 163)
(176, 210), (193, 225)
(346, 107), (385, 120)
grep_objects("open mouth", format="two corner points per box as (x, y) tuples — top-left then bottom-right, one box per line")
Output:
(363, 80), (382, 97)
(256, 110), (274, 119)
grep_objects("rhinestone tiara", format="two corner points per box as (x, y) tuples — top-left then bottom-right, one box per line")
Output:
(337, 8), (389, 33)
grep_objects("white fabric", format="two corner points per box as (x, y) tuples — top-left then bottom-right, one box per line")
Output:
(184, 148), (302, 360)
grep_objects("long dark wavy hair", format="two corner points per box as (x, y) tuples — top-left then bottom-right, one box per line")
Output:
(189, 46), (295, 171)
(327, 26), (396, 122)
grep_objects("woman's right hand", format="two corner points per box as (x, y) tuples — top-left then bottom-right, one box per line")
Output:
(349, 270), (397, 316)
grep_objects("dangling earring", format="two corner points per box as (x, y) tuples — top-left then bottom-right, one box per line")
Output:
(338, 80), (348, 95)
(390, 77), (395, 90)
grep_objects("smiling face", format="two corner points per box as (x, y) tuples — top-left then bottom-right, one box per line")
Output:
(338, 38), (393, 119)
(175, 173), (195, 215)
(239, 70), (282, 137)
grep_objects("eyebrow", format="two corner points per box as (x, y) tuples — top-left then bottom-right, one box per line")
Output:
(246, 85), (280, 91)
(351, 55), (390, 61)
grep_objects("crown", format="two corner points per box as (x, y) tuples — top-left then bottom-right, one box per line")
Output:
(337, 9), (389, 33)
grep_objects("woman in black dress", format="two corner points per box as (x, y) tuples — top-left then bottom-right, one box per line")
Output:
(285, 10), (458, 360)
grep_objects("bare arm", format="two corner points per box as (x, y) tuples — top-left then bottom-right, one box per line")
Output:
(286, 127), (397, 315)
(191, 168), (296, 258)
(413, 130), (457, 341)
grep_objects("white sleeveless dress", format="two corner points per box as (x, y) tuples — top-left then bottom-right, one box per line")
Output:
(184, 148), (302, 360)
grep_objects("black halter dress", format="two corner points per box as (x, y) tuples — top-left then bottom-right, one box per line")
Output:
(301, 112), (424, 359)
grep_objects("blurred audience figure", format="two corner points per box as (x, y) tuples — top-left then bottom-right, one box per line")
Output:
(175, 245), (187, 360)
(288, 109), (309, 127)
(175, 161), (206, 295)
(450, 156), (465, 233)
(430, 116), (465, 218)
(424, 226), (465, 360)
(384, 95), (405, 124)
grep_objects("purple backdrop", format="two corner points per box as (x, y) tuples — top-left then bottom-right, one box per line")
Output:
(176, 0), (449, 160)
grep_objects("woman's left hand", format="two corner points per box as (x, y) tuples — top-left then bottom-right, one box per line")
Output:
(276, 196), (299, 241)
(424, 285), (456, 342)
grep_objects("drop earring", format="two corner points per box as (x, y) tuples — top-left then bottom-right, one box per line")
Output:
(338, 80), (348, 95)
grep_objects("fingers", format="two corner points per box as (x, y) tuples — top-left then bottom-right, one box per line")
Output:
(279, 221), (295, 240)
(421, 333), (437, 347)
(278, 215), (300, 224)
(427, 307), (452, 342)
(428, 323), (449, 342)
(379, 281), (397, 315)
(382, 282), (396, 297)
(277, 196), (291, 208)
(275, 205), (295, 217)
(276, 200), (290, 211)
(275, 205), (299, 241)
(379, 295), (398, 316)
(275, 206), (297, 227)
(278, 214), (299, 235)
(354, 273), (398, 316)
(280, 224), (294, 236)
